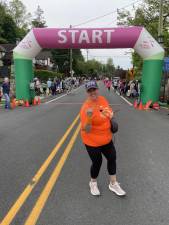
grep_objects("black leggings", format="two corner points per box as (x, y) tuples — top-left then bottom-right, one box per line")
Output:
(85, 141), (116, 179)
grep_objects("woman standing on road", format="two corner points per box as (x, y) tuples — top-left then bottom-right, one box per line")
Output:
(80, 80), (126, 196)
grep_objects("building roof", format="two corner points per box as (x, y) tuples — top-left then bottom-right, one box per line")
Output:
(0, 44), (52, 60)
(36, 50), (52, 60)
(0, 44), (16, 52)
(0, 45), (6, 52)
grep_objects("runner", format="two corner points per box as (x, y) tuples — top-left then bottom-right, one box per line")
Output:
(66, 78), (75, 94)
(66, 80), (72, 94)
(106, 79), (112, 92)
(80, 80), (126, 196)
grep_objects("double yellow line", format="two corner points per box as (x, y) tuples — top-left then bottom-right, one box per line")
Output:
(1, 114), (80, 225)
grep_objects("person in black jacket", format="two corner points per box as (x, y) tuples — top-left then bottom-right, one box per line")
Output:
(1, 77), (10, 109)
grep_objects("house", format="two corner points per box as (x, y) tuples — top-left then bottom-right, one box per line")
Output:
(0, 44), (54, 78)
(33, 50), (54, 70)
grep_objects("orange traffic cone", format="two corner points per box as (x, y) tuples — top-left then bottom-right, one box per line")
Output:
(33, 98), (37, 105)
(133, 100), (138, 109)
(144, 100), (152, 110)
(138, 102), (144, 111)
(152, 102), (160, 110)
(25, 100), (30, 107)
(37, 97), (41, 105)
(15, 100), (19, 106)
(21, 100), (24, 106)
(11, 98), (16, 109)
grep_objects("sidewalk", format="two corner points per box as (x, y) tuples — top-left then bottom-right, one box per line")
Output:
(0, 87), (79, 109)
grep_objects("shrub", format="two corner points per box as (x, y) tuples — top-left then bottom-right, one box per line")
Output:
(34, 70), (64, 81)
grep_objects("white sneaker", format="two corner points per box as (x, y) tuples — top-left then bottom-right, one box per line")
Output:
(109, 181), (126, 196)
(89, 181), (101, 196)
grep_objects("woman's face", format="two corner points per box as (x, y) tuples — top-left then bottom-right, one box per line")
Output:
(87, 88), (99, 101)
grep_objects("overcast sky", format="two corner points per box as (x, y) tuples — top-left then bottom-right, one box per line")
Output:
(19, 0), (142, 69)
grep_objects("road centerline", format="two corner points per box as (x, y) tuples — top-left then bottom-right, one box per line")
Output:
(24, 123), (81, 225)
(0, 114), (80, 225)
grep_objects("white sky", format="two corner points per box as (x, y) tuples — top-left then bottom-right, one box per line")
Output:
(18, 0), (142, 69)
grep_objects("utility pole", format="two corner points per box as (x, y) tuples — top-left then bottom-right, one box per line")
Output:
(69, 25), (73, 77)
(158, 0), (164, 46)
(86, 49), (89, 61)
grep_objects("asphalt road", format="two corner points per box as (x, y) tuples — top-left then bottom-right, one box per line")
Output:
(0, 82), (169, 225)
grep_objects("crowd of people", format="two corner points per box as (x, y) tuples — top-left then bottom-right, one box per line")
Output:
(104, 78), (141, 99)
(31, 77), (83, 96)
(1, 75), (169, 110)
(0, 76), (84, 109)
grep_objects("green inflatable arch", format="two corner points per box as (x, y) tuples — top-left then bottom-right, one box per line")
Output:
(13, 26), (164, 104)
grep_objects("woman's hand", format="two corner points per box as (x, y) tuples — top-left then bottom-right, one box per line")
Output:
(83, 123), (92, 133)
(86, 108), (93, 117)
(109, 111), (114, 119)
(101, 107), (114, 119)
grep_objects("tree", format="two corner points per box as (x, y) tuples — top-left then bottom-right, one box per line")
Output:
(51, 49), (70, 74)
(76, 60), (86, 75)
(1, 14), (17, 43)
(84, 59), (103, 77)
(114, 66), (127, 79)
(32, 5), (46, 28)
(0, 1), (17, 43)
(72, 49), (84, 75)
(51, 49), (84, 75)
(105, 58), (115, 75)
(8, 0), (31, 29)
(117, 0), (169, 73)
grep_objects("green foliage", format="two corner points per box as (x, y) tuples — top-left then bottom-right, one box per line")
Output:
(34, 69), (63, 81)
(32, 5), (46, 28)
(52, 49), (84, 75)
(105, 58), (115, 74)
(1, 14), (17, 43)
(0, 0), (31, 43)
(0, 37), (8, 44)
(76, 58), (116, 77)
(8, 0), (31, 29)
(0, 2), (17, 43)
(117, 0), (169, 73)
(51, 49), (69, 74)
(85, 59), (102, 75)
(76, 60), (86, 74)
(114, 66), (127, 80)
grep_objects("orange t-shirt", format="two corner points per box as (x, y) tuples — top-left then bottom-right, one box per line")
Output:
(80, 96), (112, 147)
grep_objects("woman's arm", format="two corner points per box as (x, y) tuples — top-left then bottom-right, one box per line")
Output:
(80, 105), (93, 133)
(100, 97), (114, 119)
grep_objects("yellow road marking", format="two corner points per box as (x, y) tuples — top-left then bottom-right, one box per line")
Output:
(24, 123), (81, 225)
(0, 114), (80, 225)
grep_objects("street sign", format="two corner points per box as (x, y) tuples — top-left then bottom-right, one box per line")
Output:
(163, 57), (169, 72)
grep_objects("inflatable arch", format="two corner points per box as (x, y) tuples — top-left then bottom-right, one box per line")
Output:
(13, 26), (164, 104)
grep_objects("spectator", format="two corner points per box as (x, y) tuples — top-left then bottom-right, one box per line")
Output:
(42, 82), (47, 95)
(47, 78), (52, 95)
(35, 78), (41, 96)
(130, 81), (135, 98)
(1, 77), (10, 109)
(51, 80), (56, 95)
